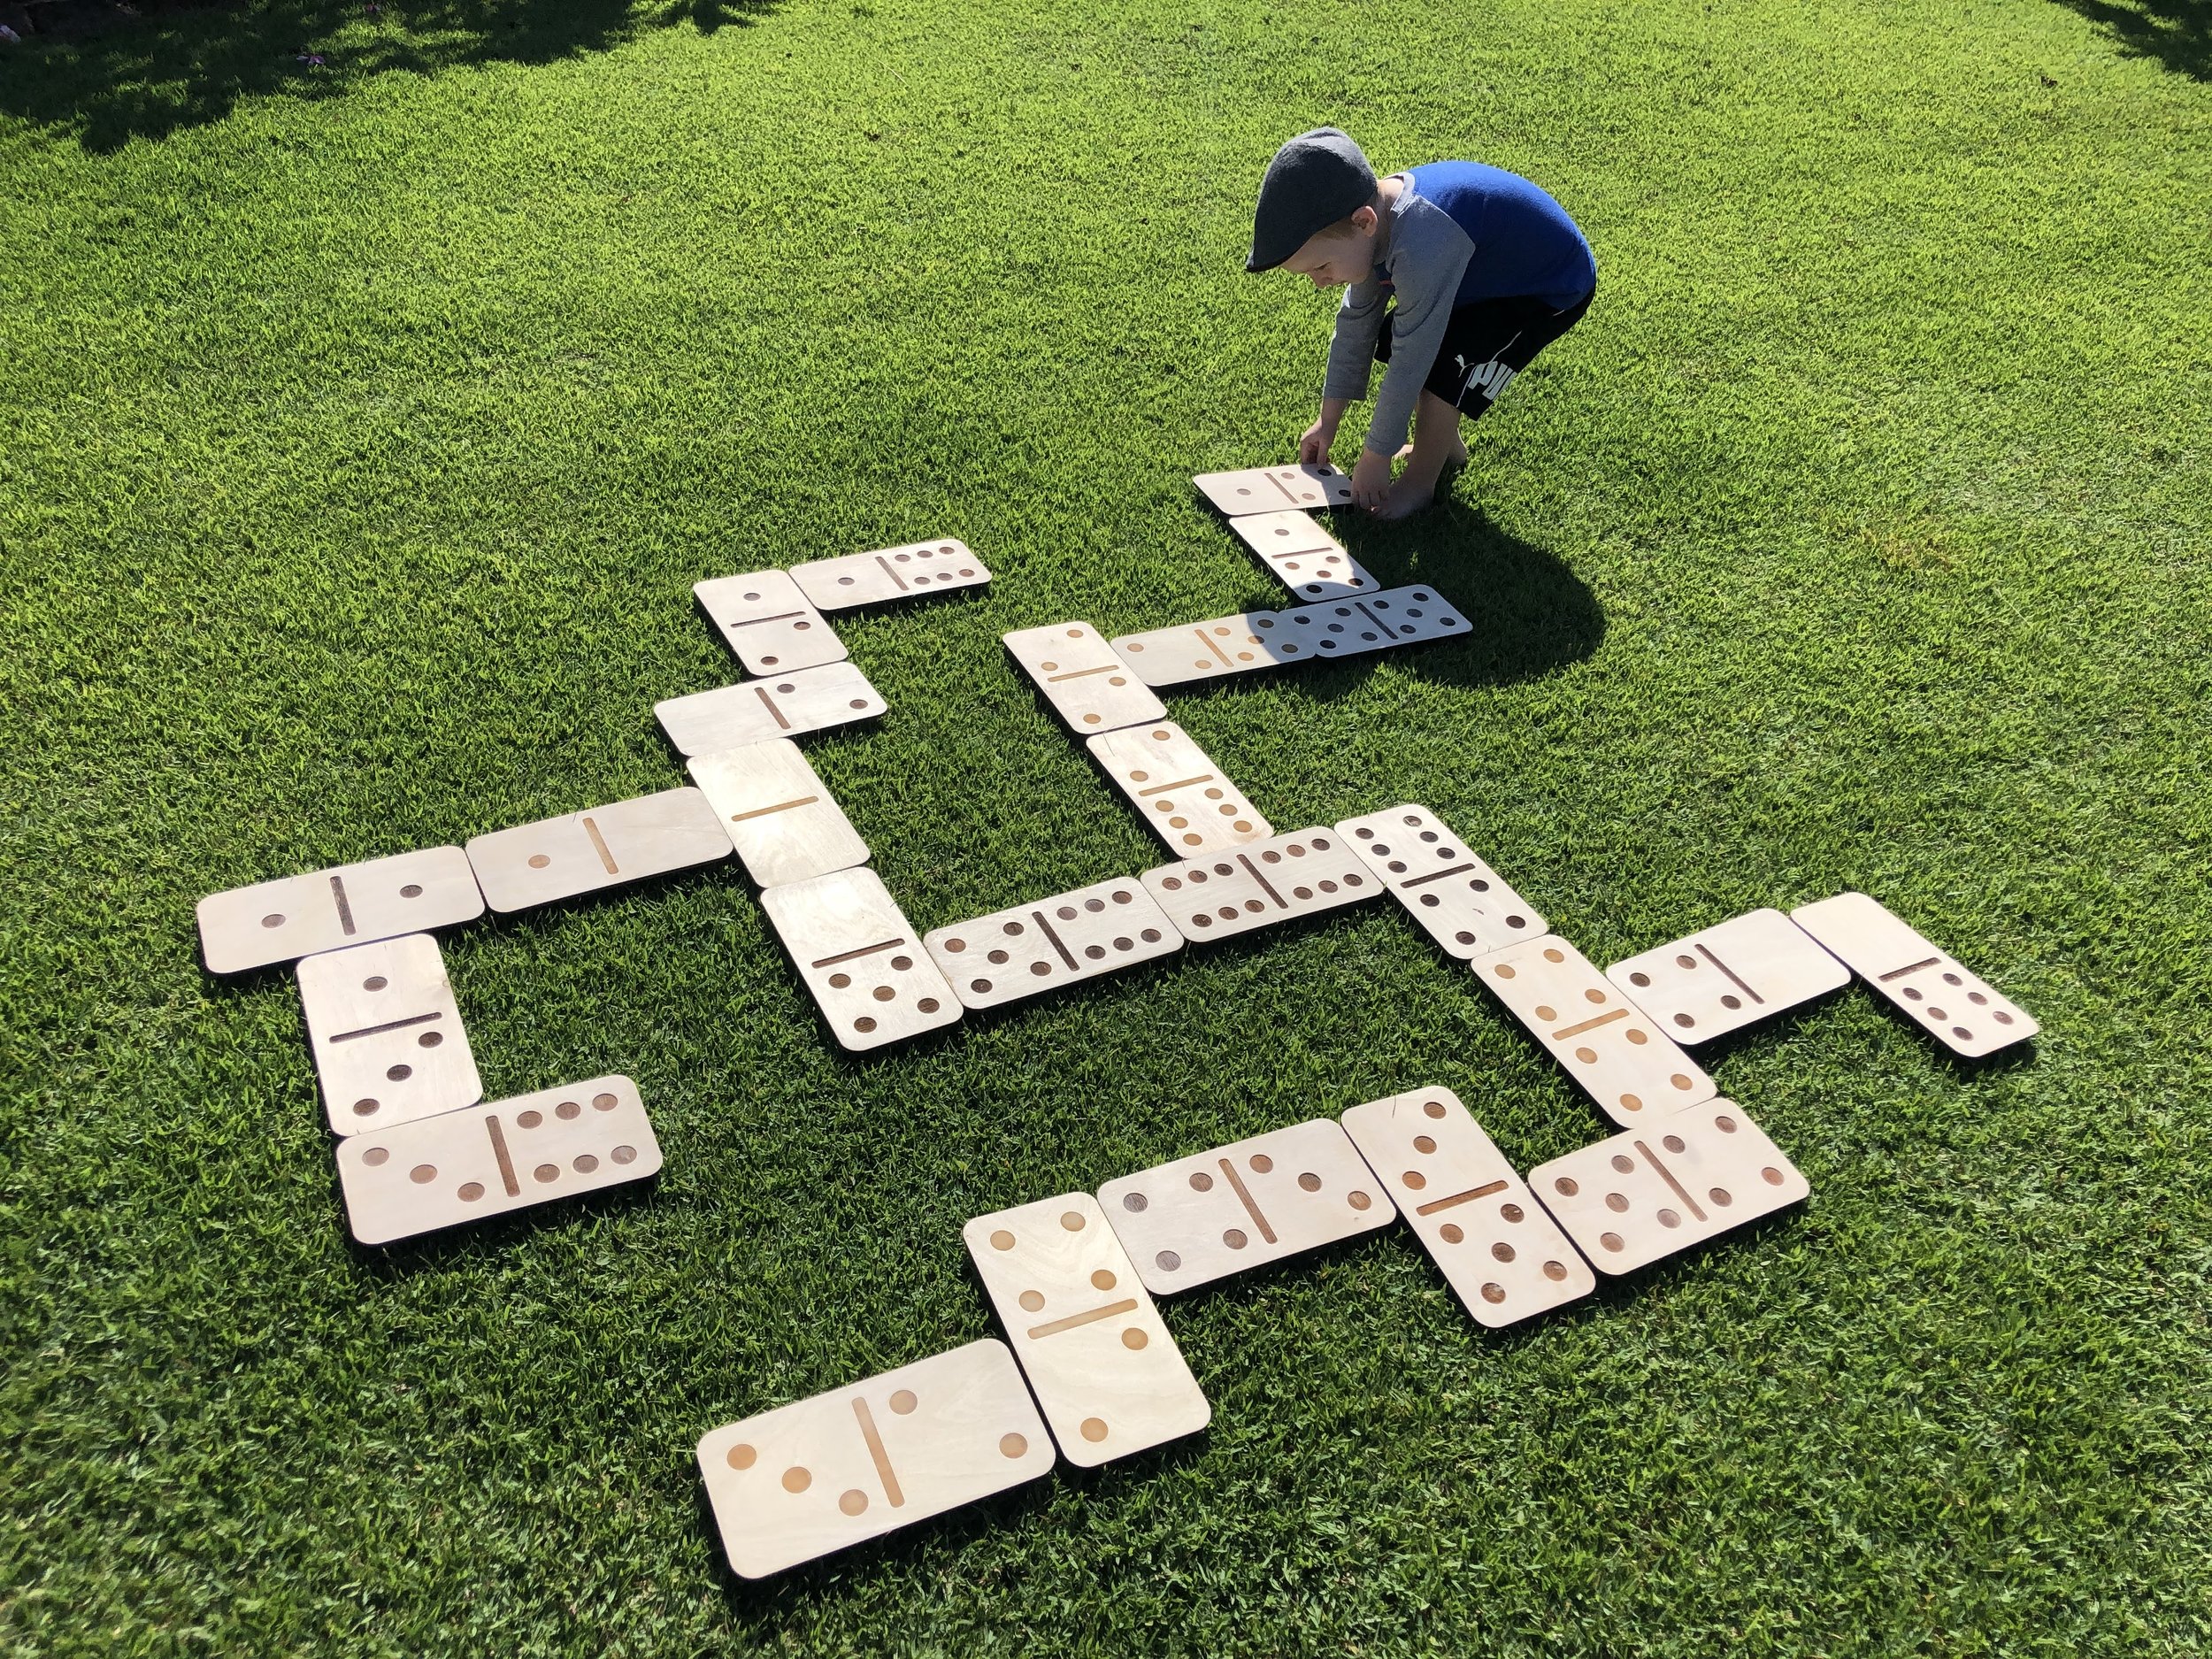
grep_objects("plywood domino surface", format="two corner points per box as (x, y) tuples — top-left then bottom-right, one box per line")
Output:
(687, 739), (869, 889)
(297, 933), (482, 1136)
(757, 867), (962, 1050)
(1141, 827), (1379, 943)
(1528, 1098), (1809, 1275)
(1227, 511), (1379, 601)
(964, 1193), (1210, 1466)
(925, 876), (1181, 1012)
(1339, 1087), (1593, 1327)
(1087, 721), (1272, 855)
(465, 787), (732, 913)
(1193, 464), (1355, 516)
(197, 846), (485, 975)
(334, 1074), (661, 1246)
(1109, 611), (1299, 687)
(1099, 1118), (1394, 1295)
(654, 662), (887, 758)
(1607, 908), (1850, 1044)
(697, 1339), (1054, 1578)
(695, 568), (847, 675)
(1337, 804), (1545, 960)
(1791, 891), (2037, 1057)
(1274, 587), (1470, 659)
(1474, 934), (1717, 1126)
(1002, 621), (1167, 733)
(792, 540), (990, 611)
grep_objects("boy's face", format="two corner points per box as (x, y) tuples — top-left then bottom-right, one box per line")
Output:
(1279, 205), (1379, 288)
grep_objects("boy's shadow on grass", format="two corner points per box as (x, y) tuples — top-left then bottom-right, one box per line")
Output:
(0, 0), (778, 153)
(1328, 499), (1606, 689)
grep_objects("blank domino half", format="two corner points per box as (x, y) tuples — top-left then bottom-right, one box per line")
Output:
(654, 663), (887, 758)
(791, 540), (991, 611)
(1002, 621), (1167, 733)
(1475, 935), (1717, 1127)
(697, 1339), (1054, 1578)
(1098, 1118), (1394, 1295)
(757, 867), (963, 1050)
(1193, 464), (1355, 516)
(465, 788), (733, 913)
(1339, 1087), (1593, 1327)
(1606, 908), (1850, 1045)
(1337, 804), (1545, 960)
(687, 739), (869, 889)
(334, 1074), (662, 1246)
(1086, 721), (1273, 856)
(1528, 1098), (1809, 1275)
(296, 933), (482, 1136)
(964, 1193), (1210, 1466)
(695, 569), (847, 675)
(197, 846), (484, 975)
(1791, 891), (2038, 1057)
(1141, 827), (1379, 943)
(924, 876), (1182, 1012)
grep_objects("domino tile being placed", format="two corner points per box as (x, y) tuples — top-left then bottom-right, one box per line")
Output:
(1790, 891), (2038, 1058)
(687, 739), (869, 888)
(1193, 464), (1355, 516)
(1605, 908), (1850, 1045)
(695, 568), (847, 674)
(1337, 804), (1545, 960)
(654, 662), (887, 758)
(1098, 1118), (1394, 1295)
(696, 1339), (1054, 1578)
(1339, 1087), (1594, 1327)
(964, 1193), (1210, 1467)
(334, 1074), (661, 1246)
(791, 540), (991, 611)
(1527, 1098), (1809, 1275)
(197, 846), (484, 975)
(1086, 721), (1272, 856)
(296, 933), (482, 1136)
(465, 788), (733, 913)
(924, 876), (1181, 1012)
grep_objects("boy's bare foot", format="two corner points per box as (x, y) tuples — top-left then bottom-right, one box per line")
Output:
(1375, 437), (1470, 518)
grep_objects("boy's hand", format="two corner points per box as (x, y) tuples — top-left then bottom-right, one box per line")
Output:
(1350, 448), (1394, 513)
(1297, 419), (1336, 466)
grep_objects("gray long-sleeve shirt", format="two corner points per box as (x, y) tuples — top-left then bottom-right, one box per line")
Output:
(1322, 163), (1596, 457)
(1323, 181), (1478, 457)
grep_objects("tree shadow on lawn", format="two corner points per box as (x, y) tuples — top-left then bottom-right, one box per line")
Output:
(2047, 0), (2211, 79)
(0, 0), (779, 153)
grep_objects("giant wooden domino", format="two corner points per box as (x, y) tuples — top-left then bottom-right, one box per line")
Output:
(297, 933), (482, 1136)
(192, 478), (2046, 1577)
(698, 1339), (1053, 1578)
(963, 1192), (1210, 1466)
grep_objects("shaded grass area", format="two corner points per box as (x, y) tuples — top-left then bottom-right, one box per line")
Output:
(3, 0), (2210, 1652)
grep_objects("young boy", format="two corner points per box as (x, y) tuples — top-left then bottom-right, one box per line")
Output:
(1246, 128), (1596, 519)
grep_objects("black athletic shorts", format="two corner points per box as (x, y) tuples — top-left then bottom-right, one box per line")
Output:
(1374, 285), (1594, 419)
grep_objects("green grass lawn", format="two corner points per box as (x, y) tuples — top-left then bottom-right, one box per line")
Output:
(4, 0), (2209, 1649)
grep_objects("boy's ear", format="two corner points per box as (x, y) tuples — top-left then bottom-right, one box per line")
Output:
(1350, 204), (1379, 235)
